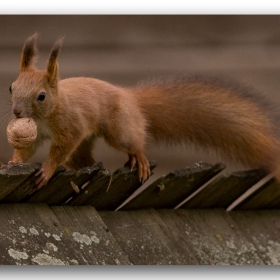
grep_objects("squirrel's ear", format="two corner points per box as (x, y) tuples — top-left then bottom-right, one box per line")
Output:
(47, 36), (64, 88)
(20, 33), (38, 72)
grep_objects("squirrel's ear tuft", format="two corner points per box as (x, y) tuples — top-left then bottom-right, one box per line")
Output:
(20, 33), (39, 72)
(46, 36), (64, 88)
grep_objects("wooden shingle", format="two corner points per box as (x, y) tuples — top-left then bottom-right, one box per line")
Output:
(0, 162), (41, 202)
(121, 162), (225, 210)
(70, 161), (157, 210)
(179, 169), (267, 209)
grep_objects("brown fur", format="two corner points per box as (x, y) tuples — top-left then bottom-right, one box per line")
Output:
(20, 33), (38, 72)
(132, 77), (280, 175)
(8, 34), (280, 189)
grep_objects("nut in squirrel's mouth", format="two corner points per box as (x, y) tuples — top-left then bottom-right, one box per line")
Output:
(7, 117), (38, 150)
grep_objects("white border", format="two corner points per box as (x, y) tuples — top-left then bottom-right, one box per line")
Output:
(1, 1), (280, 14)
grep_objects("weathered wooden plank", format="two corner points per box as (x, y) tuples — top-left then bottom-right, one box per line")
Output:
(142, 208), (199, 264)
(229, 210), (280, 265)
(0, 162), (41, 202)
(70, 161), (157, 210)
(180, 169), (267, 209)
(236, 177), (280, 210)
(2, 166), (65, 203)
(71, 162), (104, 190)
(26, 163), (103, 205)
(51, 206), (131, 265)
(26, 169), (76, 204)
(155, 209), (264, 265)
(68, 169), (112, 206)
(0, 203), (99, 264)
(0, 203), (279, 265)
(99, 209), (181, 264)
(121, 162), (225, 210)
(1, 166), (66, 203)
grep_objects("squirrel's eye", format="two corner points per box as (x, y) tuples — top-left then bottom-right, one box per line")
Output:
(9, 86), (12, 94)
(38, 92), (46, 101)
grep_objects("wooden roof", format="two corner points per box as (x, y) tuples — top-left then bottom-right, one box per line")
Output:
(0, 160), (277, 211)
(2, 204), (280, 265)
(0, 161), (280, 265)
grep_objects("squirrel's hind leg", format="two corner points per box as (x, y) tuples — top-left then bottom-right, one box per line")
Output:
(124, 153), (150, 182)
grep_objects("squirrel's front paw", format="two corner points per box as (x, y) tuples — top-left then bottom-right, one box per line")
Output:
(34, 167), (52, 190)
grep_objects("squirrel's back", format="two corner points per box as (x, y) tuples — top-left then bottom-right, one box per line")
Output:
(130, 75), (280, 177)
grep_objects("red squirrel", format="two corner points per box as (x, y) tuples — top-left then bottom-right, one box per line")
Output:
(6, 33), (280, 189)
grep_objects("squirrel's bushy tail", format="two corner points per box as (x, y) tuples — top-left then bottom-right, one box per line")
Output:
(132, 75), (280, 179)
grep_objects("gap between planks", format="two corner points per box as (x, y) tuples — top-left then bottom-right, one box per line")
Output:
(174, 171), (224, 209)
(226, 173), (274, 211)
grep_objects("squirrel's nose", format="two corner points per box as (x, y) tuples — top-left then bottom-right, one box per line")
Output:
(12, 105), (23, 118)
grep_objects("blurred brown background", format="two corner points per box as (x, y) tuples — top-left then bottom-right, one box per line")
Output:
(1, 15), (280, 184)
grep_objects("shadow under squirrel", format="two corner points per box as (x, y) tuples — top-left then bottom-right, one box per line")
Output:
(6, 33), (280, 189)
